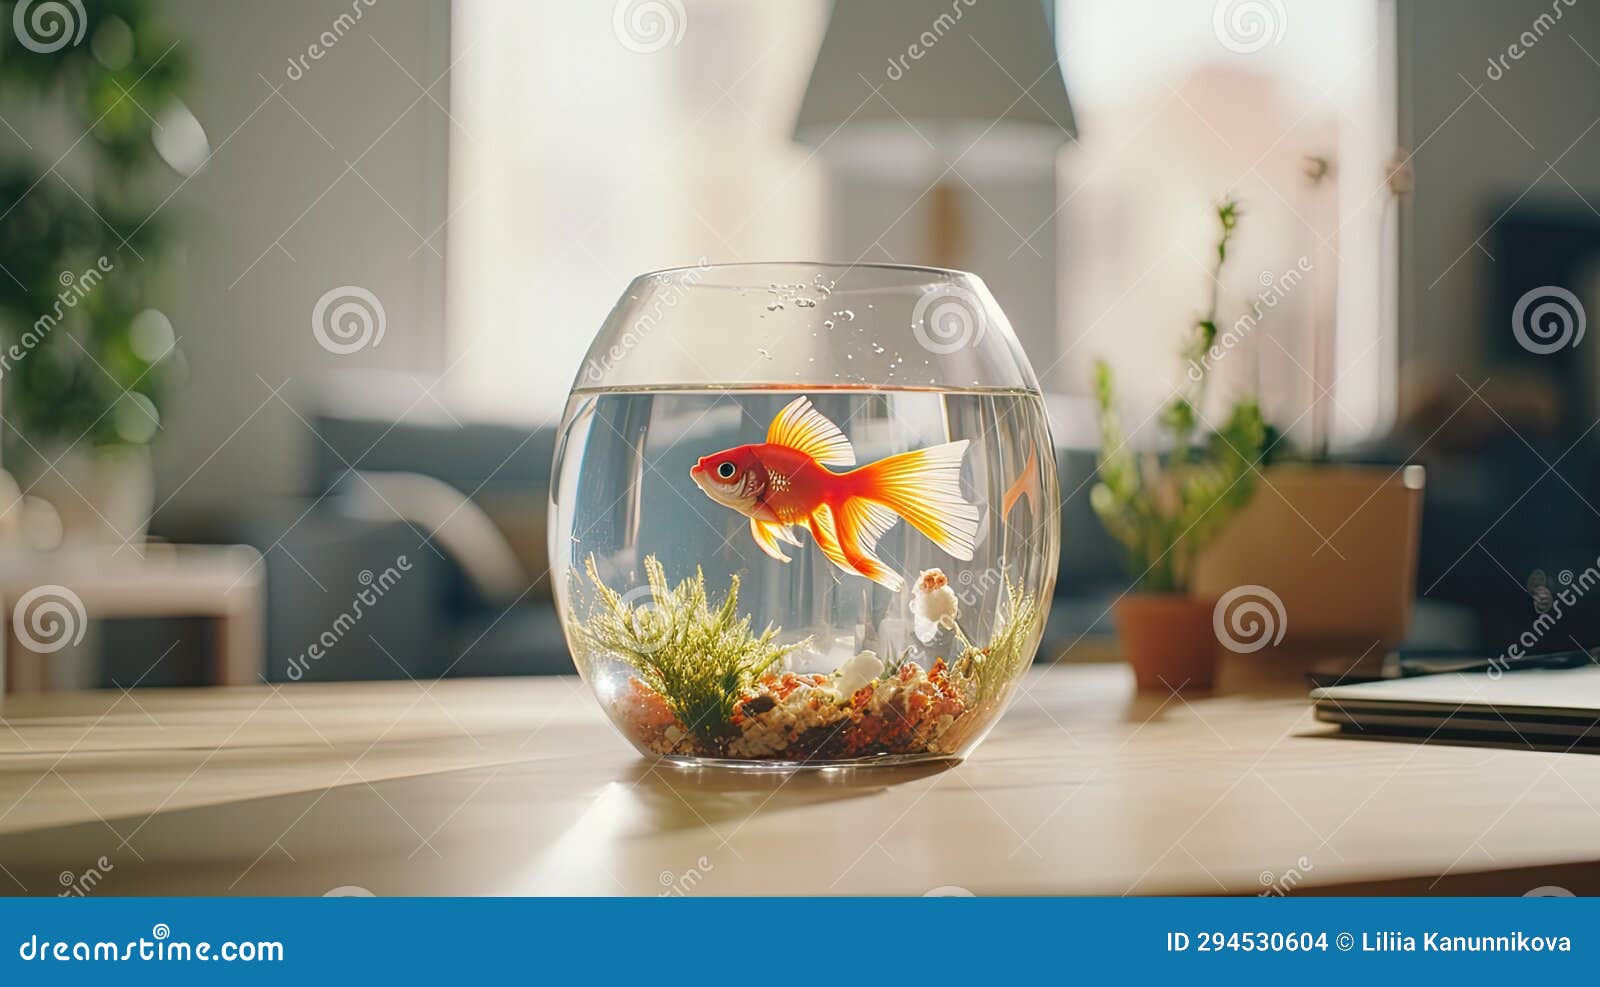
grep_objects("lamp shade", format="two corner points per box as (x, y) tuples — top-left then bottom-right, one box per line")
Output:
(793, 0), (1075, 159)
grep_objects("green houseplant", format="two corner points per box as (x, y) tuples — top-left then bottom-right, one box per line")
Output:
(1091, 198), (1267, 690)
(0, 0), (199, 544)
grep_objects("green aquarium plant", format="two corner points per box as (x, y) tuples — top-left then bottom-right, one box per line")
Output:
(958, 576), (1042, 710)
(575, 555), (803, 746)
(1090, 198), (1268, 593)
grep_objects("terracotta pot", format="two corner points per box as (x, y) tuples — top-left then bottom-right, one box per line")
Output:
(1112, 594), (1219, 692)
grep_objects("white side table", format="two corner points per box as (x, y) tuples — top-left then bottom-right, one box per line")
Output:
(0, 544), (265, 695)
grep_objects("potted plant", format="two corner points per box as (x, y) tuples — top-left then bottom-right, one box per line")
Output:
(0, 0), (199, 545)
(1091, 198), (1267, 691)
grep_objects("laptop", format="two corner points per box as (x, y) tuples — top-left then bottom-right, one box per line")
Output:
(1311, 666), (1600, 752)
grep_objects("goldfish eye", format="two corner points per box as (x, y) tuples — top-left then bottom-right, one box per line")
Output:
(716, 461), (737, 480)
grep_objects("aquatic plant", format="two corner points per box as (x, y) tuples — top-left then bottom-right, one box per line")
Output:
(575, 555), (802, 746)
(962, 577), (1043, 710)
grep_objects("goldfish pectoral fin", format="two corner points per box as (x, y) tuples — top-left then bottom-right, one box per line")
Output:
(750, 518), (793, 563)
(767, 396), (856, 467)
(852, 440), (982, 561)
(807, 504), (856, 577)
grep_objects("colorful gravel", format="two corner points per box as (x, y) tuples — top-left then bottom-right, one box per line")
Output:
(615, 657), (990, 761)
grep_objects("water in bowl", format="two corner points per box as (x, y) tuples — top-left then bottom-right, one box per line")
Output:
(551, 384), (1057, 768)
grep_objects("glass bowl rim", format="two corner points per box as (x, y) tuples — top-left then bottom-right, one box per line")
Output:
(633, 259), (978, 283)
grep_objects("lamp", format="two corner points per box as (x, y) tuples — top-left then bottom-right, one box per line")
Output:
(793, 0), (1075, 269)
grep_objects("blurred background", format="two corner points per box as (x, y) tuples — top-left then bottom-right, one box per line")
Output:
(0, 0), (1596, 691)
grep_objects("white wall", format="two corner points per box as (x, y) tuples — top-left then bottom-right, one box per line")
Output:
(153, 0), (450, 518)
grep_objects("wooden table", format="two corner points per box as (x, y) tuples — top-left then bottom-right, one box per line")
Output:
(0, 664), (1596, 896)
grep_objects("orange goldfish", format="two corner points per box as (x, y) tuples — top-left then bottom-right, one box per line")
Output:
(689, 396), (980, 592)
(1002, 446), (1040, 519)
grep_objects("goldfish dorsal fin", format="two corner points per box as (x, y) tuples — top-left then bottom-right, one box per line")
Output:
(767, 397), (856, 467)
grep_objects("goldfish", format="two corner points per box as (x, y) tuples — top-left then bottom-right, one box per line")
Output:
(689, 396), (980, 592)
(1001, 446), (1040, 519)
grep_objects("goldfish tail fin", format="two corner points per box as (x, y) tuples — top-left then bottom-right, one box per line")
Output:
(850, 440), (980, 562)
(1002, 447), (1041, 519)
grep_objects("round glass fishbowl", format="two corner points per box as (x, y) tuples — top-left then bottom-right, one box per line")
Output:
(551, 262), (1059, 768)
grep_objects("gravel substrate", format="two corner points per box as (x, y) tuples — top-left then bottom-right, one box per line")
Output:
(615, 658), (989, 761)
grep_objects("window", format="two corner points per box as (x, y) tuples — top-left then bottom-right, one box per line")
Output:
(446, 0), (826, 424)
(1055, 0), (1397, 450)
(448, 0), (1396, 449)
